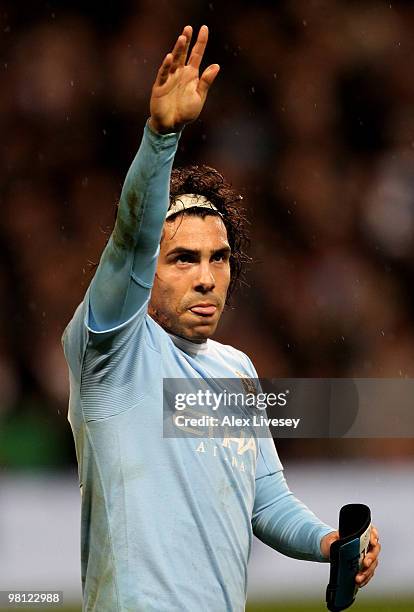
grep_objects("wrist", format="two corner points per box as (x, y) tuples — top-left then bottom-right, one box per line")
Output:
(148, 117), (183, 135)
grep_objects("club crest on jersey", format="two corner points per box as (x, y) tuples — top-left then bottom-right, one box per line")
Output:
(234, 370), (258, 396)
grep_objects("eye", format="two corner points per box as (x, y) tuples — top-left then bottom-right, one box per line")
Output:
(212, 251), (230, 263)
(176, 254), (193, 264)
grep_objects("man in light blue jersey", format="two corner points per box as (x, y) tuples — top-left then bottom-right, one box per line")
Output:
(62, 25), (380, 611)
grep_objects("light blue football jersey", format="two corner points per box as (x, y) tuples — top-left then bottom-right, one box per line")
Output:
(62, 123), (333, 612)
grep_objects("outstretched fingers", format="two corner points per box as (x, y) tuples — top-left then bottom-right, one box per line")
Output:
(150, 23), (217, 131)
(179, 25), (193, 66)
(156, 53), (173, 86)
(198, 63), (220, 99)
(169, 34), (187, 74)
(155, 31), (188, 86)
(156, 25), (212, 87)
(188, 25), (209, 70)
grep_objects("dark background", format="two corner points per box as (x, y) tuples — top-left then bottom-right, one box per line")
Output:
(1, 0), (414, 468)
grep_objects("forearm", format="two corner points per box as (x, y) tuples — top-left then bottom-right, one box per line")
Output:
(252, 471), (334, 562)
(89, 122), (181, 330)
(112, 121), (180, 255)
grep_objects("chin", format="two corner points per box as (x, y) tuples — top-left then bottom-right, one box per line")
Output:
(186, 322), (217, 342)
(151, 310), (220, 342)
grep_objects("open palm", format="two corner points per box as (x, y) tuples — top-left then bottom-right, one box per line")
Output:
(149, 25), (220, 134)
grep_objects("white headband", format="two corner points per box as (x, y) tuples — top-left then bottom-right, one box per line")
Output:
(166, 194), (221, 219)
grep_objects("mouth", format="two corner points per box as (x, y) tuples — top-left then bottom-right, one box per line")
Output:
(189, 304), (217, 317)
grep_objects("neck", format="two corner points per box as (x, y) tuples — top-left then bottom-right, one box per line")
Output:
(149, 310), (208, 344)
(167, 330), (208, 356)
(173, 332), (206, 345)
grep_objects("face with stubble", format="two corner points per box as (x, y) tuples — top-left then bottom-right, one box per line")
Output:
(148, 213), (231, 343)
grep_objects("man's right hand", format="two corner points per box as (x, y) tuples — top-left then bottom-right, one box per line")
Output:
(149, 25), (220, 135)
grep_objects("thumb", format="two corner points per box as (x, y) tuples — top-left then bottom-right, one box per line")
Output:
(321, 530), (340, 559)
(198, 64), (220, 99)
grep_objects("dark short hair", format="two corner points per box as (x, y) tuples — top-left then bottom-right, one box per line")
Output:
(167, 164), (251, 304)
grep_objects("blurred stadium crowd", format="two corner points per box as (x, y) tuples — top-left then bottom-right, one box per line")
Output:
(1, 0), (414, 467)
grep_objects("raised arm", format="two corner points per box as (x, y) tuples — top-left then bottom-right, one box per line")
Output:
(89, 25), (220, 331)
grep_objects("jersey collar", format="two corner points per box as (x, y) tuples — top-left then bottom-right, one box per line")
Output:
(167, 332), (208, 355)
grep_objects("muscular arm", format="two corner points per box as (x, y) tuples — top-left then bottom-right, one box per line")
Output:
(89, 124), (180, 331)
(252, 470), (334, 562)
(87, 25), (219, 331)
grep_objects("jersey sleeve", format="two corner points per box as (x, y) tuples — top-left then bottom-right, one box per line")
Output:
(88, 121), (181, 332)
(252, 470), (334, 562)
(62, 121), (179, 419)
(62, 283), (158, 421)
(238, 351), (334, 561)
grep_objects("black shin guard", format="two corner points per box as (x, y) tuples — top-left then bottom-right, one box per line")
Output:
(326, 504), (371, 612)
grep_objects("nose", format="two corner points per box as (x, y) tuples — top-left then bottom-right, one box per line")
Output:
(194, 261), (215, 294)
